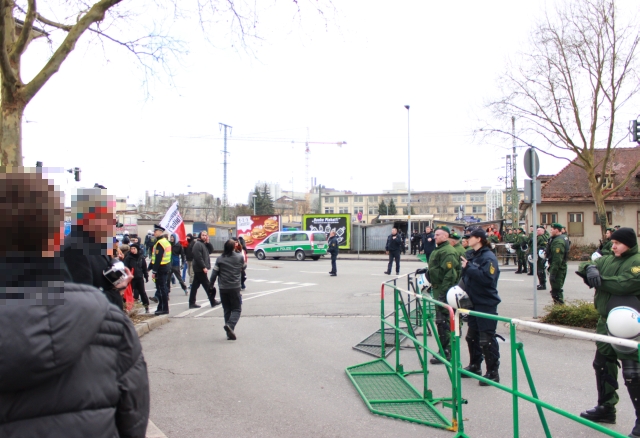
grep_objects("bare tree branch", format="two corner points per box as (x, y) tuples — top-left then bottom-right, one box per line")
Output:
(0, 2), (18, 87)
(11, 0), (37, 61)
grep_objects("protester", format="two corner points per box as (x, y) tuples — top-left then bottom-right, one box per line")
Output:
(124, 242), (150, 313)
(421, 226), (436, 261)
(210, 240), (247, 340)
(237, 236), (249, 289)
(168, 234), (188, 295)
(144, 230), (154, 259)
(185, 233), (196, 286)
(189, 231), (219, 308)
(384, 227), (403, 275)
(328, 229), (339, 276)
(0, 171), (149, 438)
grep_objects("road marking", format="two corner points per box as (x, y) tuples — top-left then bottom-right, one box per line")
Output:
(249, 279), (268, 282)
(371, 274), (396, 277)
(283, 282), (299, 285)
(266, 281), (283, 284)
(193, 286), (306, 318)
(169, 299), (210, 307)
(298, 283), (317, 286)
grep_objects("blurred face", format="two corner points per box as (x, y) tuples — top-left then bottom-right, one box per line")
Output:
(435, 230), (449, 245)
(425, 227), (431, 233)
(449, 238), (457, 246)
(330, 230), (336, 236)
(606, 230), (612, 239)
(468, 235), (480, 248)
(154, 229), (163, 238)
(462, 239), (469, 248)
(392, 228), (397, 235)
(131, 237), (138, 244)
(612, 240), (630, 257)
(130, 246), (138, 255)
(537, 228), (544, 236)
(81, 203), (116, 244)
(201, 232), (209, 242)
(550, 228), (561, 237)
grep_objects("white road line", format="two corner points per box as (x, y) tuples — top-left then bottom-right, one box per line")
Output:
(251, 279), (268, 282)
(298, 283), (317, 286)
(194, 286), (305, 318)
(282, 282), (299, 285)
(371, 274), (396, 277)
(266, 281), (283, 284)
(169, 299), (210, 307)
(174, 308), (202, 318)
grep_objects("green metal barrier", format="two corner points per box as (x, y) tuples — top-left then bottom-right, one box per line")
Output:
(346, 272), (640, 437)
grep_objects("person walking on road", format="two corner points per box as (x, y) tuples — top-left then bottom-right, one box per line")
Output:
(328, 230), (339, 276)
(123, 243), (150, 313)
(185, 233), (195, 286)
(421, 226), (436, 261)
(210, 240), (247, 340)
(384, 228), (403, 275)
(546, 223), (570, 305)
(460, 228), (502, 385)
(168, 234), (189, 295)
(428, 226), (460, 365)
(150, 225), (172, 315)
(577, 227), (640, 438)
(189, 231), (219, 309)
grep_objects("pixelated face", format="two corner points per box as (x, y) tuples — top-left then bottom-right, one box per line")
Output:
(72, 189), (115, 244)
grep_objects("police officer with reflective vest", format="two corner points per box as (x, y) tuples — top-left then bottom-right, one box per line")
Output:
(428, 226), (460, 365)
(577, 227), (640, 438)
(546, 223), (570, 305)
(150, 224), (172, 315)
(460, 228), (502, 385)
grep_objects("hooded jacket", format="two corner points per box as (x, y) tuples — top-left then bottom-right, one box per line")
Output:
(0, 259), (149, 438)
(170, 235), (186, 267)
(123, 246), (149, 280)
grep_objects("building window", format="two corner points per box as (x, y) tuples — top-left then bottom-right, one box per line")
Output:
(338, 196), (348, 203)
(368, 196), (378, 202)
(422, 206), (430, 213)
(454, 206), (463, 213)
(472, 206), (483, 213)
(353, 206), (364, 214)
(470, 195), (484, 202)
(368, 206), (378, 215)
(596, 174), (614, 189)
(436, 206), (447, 214)
(568, 212), (584, 236)
(540, 212), (558, 225)
(339, 207), (349, 213)
(325, 197), (334, 204)
(593, 211), (613, 226)
(452, 195), (465, 203)
(354, 196), (363, 203)
(324, 207), (334, 214)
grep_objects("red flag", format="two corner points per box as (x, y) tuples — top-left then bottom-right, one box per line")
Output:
(160, 201), (188, 247)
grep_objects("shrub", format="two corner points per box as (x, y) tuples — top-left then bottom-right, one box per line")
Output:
(568, 243), (598, 261)
(540, 299), (599, 329)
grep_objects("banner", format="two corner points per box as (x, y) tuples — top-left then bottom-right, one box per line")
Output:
(236, 215), (281, 250)
(302, 214), (351, 249)
(160, 201), (187, 247)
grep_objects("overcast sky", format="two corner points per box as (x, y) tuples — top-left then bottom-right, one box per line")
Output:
(26, 1), (640, 206)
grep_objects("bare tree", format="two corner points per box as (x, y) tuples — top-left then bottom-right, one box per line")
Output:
(0, 1), (334, 167)
(488, 0), (640, 238)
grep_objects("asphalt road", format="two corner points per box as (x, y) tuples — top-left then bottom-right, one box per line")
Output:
(140, 257), (636, 438)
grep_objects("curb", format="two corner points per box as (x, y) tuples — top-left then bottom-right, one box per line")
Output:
(506, 317), (595, 339)
(146, 420), (167, 438)
(135, 314), (170, 338)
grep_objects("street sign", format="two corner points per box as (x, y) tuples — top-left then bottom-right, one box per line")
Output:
(357, 212), (363, 221)
(524, 147), (540, 178)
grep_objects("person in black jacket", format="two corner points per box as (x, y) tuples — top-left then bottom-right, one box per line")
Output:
(124, 243), (150, 313)
(328, 230), (339, 276)
(0, 171), (149, 438)
(189, 231), (220, 308)
(384, 228), (403, 275)
(421, 226), (436, 261)
(185, 233), (196, 286)
(167, 234), (188, 294)
(460, 227), (502, 385)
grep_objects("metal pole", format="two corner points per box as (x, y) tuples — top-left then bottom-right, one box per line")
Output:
(532, 178), (538, 319)
(511, 117), (519, 228)
(405, 105), (411, 235)
(219, 123), (232, 222)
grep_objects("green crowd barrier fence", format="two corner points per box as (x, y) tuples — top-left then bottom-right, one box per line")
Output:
(345, 272), (640, 437)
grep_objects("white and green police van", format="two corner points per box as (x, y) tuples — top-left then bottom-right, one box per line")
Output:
(254, 231), (328, 261)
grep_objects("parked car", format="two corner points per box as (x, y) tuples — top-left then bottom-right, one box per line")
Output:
(254, 231), (328, 261)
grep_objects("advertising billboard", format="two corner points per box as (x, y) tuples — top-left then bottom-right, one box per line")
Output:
(236, 215), (281, 250)
(302, 214), (351, 250)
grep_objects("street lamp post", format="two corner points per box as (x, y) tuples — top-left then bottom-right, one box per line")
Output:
(252, 194), (257, 215)
(405, 105), (411, 235)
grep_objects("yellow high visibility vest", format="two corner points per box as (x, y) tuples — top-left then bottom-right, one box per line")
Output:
(152, 237), (171, 266)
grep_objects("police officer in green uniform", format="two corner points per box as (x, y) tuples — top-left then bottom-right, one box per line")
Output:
(487, 229), (499, 256)
(526, 227), (535, 276)
(577, 227), (640, 438)
(515, 228), (528, 274)
(449, 231), (465, 280)
(534, 225), (549, 290)
(503, 229), (515, 265)
(546, 223), (569, 305)
(428, 226), (461, 365)
(599, 228), (614, 256)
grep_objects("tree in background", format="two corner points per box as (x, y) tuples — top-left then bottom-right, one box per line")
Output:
(489, 0), (640, 238)
(253, 184), (274, 215)
(378, 199), (388, 216)
(387, 199), (398, 215)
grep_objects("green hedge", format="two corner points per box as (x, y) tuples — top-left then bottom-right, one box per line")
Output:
(540, 300), (599, 329)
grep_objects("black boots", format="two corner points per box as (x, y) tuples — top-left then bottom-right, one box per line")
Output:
(462, 363), (482, 377)
(579, 405), (616, 424)
(537, 284), (547, 290)
(430, 349), (451, 365)
(479, 344), (500, 386)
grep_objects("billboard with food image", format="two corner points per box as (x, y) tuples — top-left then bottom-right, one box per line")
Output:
(302, 214), (351, 250)
(236, 215), (281, 250)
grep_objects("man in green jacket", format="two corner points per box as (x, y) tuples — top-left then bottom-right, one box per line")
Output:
(503, 229), (515, 265)
(515, 228), (528, 274)
(428, 226), (461, 365)
(599, 228), (614, 256)
(546, 223), (570, 305)
(577, 228), (640, 438)
(534, 226), (549, 290)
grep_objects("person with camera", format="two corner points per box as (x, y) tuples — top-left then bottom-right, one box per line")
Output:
(210, 240), (247, 340)
(150, 225), (172, 315)
(124, 243), (150, 313)
(0, 171), (149, 438)
(63, 187), (132, 309)
(459, 228), (502, 385)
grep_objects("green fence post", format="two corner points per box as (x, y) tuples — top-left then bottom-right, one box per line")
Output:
(380, 284), (386, 359)
(516, 342), (551, 438)
(510, 322), (520, 437)
(394, 286), (401, 372)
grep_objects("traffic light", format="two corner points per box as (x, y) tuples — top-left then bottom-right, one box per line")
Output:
(73, 167), (81, 182)
(630, 120), (640, 142)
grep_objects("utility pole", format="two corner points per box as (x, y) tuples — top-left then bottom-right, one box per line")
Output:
(405, 105), (411, 235)
(511, 116), (520, 228)
(219, 123), (232, 222)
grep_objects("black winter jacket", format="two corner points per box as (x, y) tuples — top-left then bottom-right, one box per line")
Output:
(185, 238), (195, 261)
(0, 274), (150, 437)
(192, 239), (211, 272)
(461, 246), (502, 308)
(124, 251), (149, 280)
(422, 232), (436, 256)
(386, 234), (404, 252)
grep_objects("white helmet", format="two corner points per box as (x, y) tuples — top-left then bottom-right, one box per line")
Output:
(527, 254), (533, 264)
(607, 306), (640, 354)
(538, 249), (546, 260)
(447, 285), (473, 310)
(591, 251), (603, 261)
(505, 243), (516, 254)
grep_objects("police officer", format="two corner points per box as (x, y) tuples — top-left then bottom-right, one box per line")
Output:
(545, 223), (569, 304)
(534, 226), (549, 290)
(384, 228), (403, 275)
(150, 224), (172, 315)
(328, 230), (339, 276)
(428, 226), (460, 364)
(461, 234), (471, 253)
(515, 228), (529, 274)
(577, 227), (640, 437)
(449, 232), (465, 280)
(503, 229), (514, 265)
(460, 228), (502, 385)
(599, 228), (614, 256)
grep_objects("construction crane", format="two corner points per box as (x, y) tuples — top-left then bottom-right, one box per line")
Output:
(290, 138), (347, 194)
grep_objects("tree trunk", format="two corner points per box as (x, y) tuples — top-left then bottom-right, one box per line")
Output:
(0, 102), (23, 167)
(589, 176), (609, 241)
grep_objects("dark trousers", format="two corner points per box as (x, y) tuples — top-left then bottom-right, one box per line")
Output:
(155, 267), (170, 312)
(220, 288), (242, 330)
(131, 277), (149, 307)
(387, 251), (401, 274)
(190, 271), (215, 305)
(168, 265), (187, 290)
(330, 253), (337, 274)
(411, 243), (419, 255)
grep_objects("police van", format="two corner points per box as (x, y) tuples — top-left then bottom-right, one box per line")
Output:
(254, 231), (328, 261)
